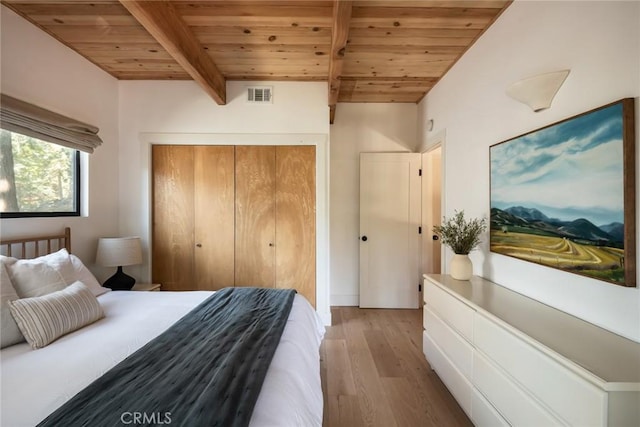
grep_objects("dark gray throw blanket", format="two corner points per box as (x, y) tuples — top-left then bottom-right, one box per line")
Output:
(37, 287), (296, 427)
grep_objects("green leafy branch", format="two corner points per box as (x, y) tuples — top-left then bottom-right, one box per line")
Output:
(433, 210), (487, 254)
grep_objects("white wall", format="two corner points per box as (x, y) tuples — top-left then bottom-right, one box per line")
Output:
(0, 6), (120, 276)
(330, 103), (418, 305)
(418, 1), (640, 341)
(117, 80), (332, 322)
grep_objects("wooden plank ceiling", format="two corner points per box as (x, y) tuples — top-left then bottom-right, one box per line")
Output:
(2, 0), (511, 122)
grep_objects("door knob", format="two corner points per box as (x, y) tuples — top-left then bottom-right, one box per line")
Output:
(269, 243), (274, 247)
(432, 235), (439, 241)
(196, 243), (202, 247)
(361, 236), (368, 242)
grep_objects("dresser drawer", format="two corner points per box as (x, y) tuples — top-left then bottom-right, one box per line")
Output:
(424, 305), (474, 380)
(423, 331), (473, 417)
(474, 312), (606, 426)
(474, 350), (565, 426)
(471, 386), (510, 427)
(424, 279), (474, 342)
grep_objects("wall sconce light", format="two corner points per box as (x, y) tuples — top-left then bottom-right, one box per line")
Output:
(506, 70), (570, 112)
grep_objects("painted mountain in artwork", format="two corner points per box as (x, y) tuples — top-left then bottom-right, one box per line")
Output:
(504, 206), (551, 222)
(491, 206), (622, 247)
(599, 222), (624, 242)
(490, 206), (626, 283)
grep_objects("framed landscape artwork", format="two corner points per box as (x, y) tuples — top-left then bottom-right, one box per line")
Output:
(490, 98), (636, 287)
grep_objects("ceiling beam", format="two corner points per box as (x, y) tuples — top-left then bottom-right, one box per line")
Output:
(328, 0), (353, 124)
(119, 0), (226, 104)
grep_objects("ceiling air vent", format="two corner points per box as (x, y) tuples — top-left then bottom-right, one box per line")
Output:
(247, 86), (273, 104)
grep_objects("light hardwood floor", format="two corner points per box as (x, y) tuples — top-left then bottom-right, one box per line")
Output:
(320, 306), (472, 427)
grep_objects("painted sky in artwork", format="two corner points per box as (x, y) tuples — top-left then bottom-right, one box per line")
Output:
(491, 103), (624, 226)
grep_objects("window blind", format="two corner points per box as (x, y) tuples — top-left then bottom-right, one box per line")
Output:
(0, 94), (102, 153)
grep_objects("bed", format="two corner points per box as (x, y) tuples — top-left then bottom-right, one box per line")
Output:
(0, 228), (325, 427)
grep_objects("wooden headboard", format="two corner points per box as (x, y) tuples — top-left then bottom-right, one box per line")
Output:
(0, 227), (71, 258)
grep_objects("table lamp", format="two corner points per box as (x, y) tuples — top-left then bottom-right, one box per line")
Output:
(96, 237), (142, 290)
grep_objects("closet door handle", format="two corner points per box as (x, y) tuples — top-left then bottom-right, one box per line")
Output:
(196, 243), (202, 248)
(268, 243), (274, 247)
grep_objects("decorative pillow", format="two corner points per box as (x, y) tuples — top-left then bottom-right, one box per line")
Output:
(1, 263), (25, 348)
(8, 281), (104, 349)
(3, 249), (75, 298)
(0, 254), (17, 269)
(69, 254), (110, 297)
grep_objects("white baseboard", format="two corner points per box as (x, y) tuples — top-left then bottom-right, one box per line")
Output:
(331, 294), (359, 307)
(317, 310), (332, 326)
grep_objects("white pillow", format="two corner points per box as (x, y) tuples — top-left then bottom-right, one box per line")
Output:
(0, 263), (25, 348)
(8, 281), (104, 349)
(0, 254), (17, 268)
(69, 254), (110, 297)
(3, 249), (73, 298)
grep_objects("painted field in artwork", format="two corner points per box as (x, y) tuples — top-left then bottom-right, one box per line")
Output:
(491, 230), (625, 283)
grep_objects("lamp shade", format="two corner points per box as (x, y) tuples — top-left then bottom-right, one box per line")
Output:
(96, 237), (142, 267)
(506, 70), (570, 112)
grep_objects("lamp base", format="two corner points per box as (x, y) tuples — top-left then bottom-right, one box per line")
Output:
(103, 266), (136, 291)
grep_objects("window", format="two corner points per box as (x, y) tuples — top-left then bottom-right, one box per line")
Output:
(0, 129), (80, 217)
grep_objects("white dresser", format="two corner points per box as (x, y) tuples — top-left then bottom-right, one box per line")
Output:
(422, 274), (640, 427)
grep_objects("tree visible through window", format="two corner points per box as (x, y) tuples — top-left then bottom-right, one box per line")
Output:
(0, 129), (80, 216)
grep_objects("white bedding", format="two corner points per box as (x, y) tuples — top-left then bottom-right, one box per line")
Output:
(0, 290), (325, 426)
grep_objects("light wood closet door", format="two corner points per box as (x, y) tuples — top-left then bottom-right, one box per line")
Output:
(276, 146), (316, 306)
(235, 146), (276, 287)
(194, 146), (235, 290)
(152, 145), (235, 291)
(152, 145), (195, 291)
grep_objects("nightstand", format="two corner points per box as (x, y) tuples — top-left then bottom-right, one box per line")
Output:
(131, 283), (161, 292)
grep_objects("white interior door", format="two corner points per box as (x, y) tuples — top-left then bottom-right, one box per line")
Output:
(359, 152), (421, 308)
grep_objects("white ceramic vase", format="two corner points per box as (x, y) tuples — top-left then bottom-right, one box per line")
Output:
(450, 254), (473, 280)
